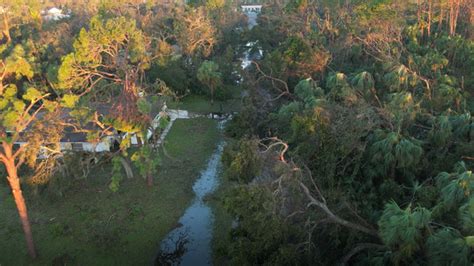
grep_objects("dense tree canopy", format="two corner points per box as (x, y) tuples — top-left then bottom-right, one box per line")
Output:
(220, 0), (473, 265)
(0, 0), (472, 264)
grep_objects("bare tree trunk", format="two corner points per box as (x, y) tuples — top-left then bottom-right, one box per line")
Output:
(470, 4), (474, 39)
(428, 0), (433, 37)
(438, 0), (444, 32)
(147, 173), (153, 187)
(417, 0), (424, 37)
(2, 12), (11, 43)
(4, 159), (37, 259)
(449, 0), (455, 35)
(299, 181), (379, 237)
(119, 156), (134, 179)
(453, 0), (461, 35)
(449, 0), (461, 36)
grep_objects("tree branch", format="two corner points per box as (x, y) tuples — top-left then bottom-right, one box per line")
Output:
(251, 61), (291, 102)
(299, 180), (379, 237)
(339, 243), (386, 265)
(259, 137), (289, 163)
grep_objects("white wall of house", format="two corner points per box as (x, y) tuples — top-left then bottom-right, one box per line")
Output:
(60, 140), (111, 152)
(13, 110), (174, 154)
(82, 142), (111, 152)
(242, 5), (262, 13)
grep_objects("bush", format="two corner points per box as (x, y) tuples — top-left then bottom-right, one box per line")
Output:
(222, 139), (261, 183)
(214, 84), (234, 101)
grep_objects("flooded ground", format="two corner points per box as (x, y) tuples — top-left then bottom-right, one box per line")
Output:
(156, 8), (261, 266)
(156, 120), (227, 265)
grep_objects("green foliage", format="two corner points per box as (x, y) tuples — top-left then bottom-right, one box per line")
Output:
(1, 0), (473, 264)
(222, 139), (261, 183)
(280, 35), (330, 76)
(433, 82), (464, 111)
(224, 101), (259, 138)
(61, 94), (80, 108)
(383, 65), (419, 93)
(435, 165), (473, 210)
(107, 117), (144, 135)
(109, 156), (125, 192)
(427, 229), (471, 266)
(326, 72), (358, 103)
(0, 86), (54, 132)
(459, 197), (474, 235)
(147, 60), (192, 95)
(429, 115), (453, 147)
(214, 0), (474, 265)
(0, 88), (22, 129)
(386, 91), (420, 129)
(131, 145), (161, 180)
(368, 130), (423, 177)
(205, 0), (225, 10)
(136, 98), (151, 115)
(451, 113), (474, 141)
(270, 101), (302, 137)
(1, 44), (34, 80)
(283, 36), (311, 62)
(294, 78), (325, 108)
(286, 105), (333, 162)
(221, 185), (304, 265)
(197, 60), (222, 101)
(352, 71), (376, 100)
(378, 202), (431, 259)
(58, 15), (148, 91)
(22, 87), (41, 101)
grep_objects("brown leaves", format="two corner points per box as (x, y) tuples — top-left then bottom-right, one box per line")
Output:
(176, 7), (217, 57)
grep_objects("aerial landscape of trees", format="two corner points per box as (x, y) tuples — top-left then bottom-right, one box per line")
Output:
(0, 0), (473, 265)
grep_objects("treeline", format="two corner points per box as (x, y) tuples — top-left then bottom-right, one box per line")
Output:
(219, 0), (474, 265)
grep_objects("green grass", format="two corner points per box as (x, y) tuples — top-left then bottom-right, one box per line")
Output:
(168, 94), (242, 114)
(0, 118), (219, 265)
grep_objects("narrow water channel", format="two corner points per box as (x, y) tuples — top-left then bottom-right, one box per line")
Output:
(156, 120), (227, 265)
(156, 8), (260, 265)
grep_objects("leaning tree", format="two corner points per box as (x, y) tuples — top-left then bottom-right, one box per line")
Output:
(0, 43), (67, 259)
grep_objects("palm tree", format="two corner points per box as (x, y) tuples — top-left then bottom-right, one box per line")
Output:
(197, 60), (222, 104)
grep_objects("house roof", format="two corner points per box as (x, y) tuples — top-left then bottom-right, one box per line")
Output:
(18, 98), (165, 143)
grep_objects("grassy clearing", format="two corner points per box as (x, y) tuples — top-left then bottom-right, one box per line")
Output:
(0, 118), (219, 265)
(168, 94), (242, 114)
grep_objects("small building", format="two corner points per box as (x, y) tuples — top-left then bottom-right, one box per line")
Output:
(42, 7), (70, 21)
(241, 5), (262, 29)
(14, 102), (166, 154)
(241, 5), (262, 14)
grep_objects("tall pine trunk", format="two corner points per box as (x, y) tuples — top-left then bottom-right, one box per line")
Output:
(2, 12), (11, 43)
(449, 0), (461, 36)
(438, 0), (444, 32)
(4, 159), (37, 259)
(428, 0), (433, 37)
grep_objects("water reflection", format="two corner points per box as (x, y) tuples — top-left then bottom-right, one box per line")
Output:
(156, 130), (225, 265)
